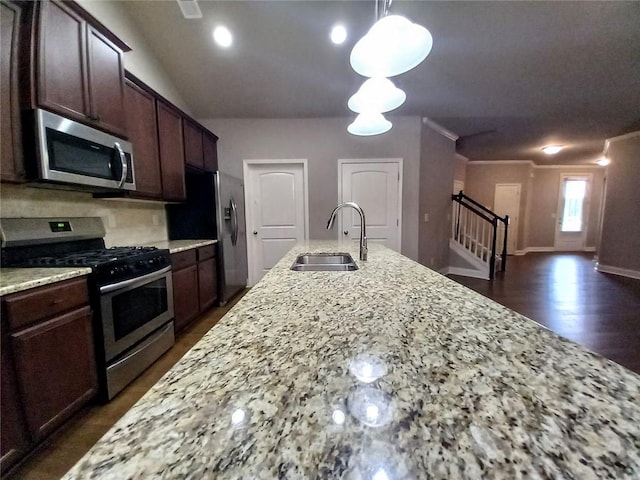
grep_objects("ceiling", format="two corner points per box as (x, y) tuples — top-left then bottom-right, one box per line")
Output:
(122, 1), (640, 165)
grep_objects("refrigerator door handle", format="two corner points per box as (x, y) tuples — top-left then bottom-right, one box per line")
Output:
(230, 197), (239, 246)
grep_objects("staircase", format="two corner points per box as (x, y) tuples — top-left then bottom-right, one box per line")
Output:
(450, 191), (509, 280)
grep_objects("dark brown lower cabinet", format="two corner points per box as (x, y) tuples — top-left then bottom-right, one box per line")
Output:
(171, 245), (219, 333)
(172, 264), (200, 332)
(0, 278), (97, 474)
(198, 257), (217, 312)
(11, 306), (97, 441)
(1, 334), (29, 475)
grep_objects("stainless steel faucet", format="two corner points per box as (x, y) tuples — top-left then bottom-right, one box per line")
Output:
(326, 202), (367, 261)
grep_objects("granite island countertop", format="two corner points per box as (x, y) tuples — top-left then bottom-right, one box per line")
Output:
(64, 241), (640, 479)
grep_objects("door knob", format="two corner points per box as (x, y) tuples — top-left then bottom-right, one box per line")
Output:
(253, 230), (258, 235)
(343, 230), (349, 235)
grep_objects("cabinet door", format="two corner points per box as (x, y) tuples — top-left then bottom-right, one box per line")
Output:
(157, 101), (186, 201)
(0, 0), (25, 183)
(202, 131), (218, 172)
(183, 119), (204, 170)
(125, 80), (162, 198)
(198, 257), (218, 312)
(87, 26), (126, 137)
(172, 265), (199, 332)
(1, 330), (29, 474)
(37, 0), (89, 122)
(11, 306), (97, 441)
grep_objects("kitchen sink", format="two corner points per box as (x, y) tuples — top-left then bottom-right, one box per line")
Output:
(290, 253), (358, 272)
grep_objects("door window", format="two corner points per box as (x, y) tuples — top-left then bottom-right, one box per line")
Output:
(561, 180), (587, 232)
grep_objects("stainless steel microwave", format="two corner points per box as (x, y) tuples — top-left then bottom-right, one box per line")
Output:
(32, 109), (135, 191)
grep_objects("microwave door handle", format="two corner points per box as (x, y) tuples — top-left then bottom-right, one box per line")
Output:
(114, 142), (127, 188)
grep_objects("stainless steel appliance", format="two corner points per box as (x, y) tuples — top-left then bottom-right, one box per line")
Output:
(26, 108), (135, 191)
(166, 170), (248, 305)
(0, 217), (173, 400)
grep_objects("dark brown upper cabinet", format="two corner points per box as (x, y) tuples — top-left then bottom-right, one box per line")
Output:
(202, 131), (219, 172)
(1, 0), (26, 183)
(34, 0), (128, 138)
(124, 78), (162, 199)
(183, 119), (204, 170)
(157, 100), (186, 201)
(184, 120), (218, 172)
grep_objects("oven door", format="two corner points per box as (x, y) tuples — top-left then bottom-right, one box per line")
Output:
(99, 266), (174, 362)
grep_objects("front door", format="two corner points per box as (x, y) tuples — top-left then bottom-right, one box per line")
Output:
(554, 174), (591, 251)
(244, 161), (308, 286)
(339, 160), (402, 251)
(493, 184), (520, 254)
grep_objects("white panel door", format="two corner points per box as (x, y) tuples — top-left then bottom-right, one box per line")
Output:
(340, 161), (401, 251)
(246, 163), (306, 285)
(493, 184), (520, 254)
(554, 174), (591, 251)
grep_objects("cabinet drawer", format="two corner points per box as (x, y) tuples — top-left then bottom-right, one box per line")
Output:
(3, 278), (89, 331)
(171, 249), (196, 271)
(197, 244), (215, 261)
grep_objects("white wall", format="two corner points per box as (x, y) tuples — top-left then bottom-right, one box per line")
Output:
(76, 0), (191, 113)
(418, 124), (456, 270)
(201, 117), (422, 261)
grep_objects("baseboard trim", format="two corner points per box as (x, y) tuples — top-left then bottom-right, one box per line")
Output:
(516, 246), (596, 255)
(595, 263), (640, 280)
(447, 267), (490, 280)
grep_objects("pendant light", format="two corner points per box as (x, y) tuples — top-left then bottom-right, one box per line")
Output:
(347, 113), (392, 136)
(350, 14), (433, 78)
(346, 0), (433, 137)
(348, 77), (406, 114)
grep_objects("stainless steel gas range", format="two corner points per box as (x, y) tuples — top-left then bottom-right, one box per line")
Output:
(0, 217), (174, 400)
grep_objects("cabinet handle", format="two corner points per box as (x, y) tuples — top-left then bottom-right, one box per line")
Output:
(343, 230), (349, 235)
(253, 231), (258, 235)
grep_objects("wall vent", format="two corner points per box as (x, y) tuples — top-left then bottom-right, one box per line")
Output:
(177, 0), (202, 19)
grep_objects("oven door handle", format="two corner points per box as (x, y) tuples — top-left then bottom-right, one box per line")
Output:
(100, 265), (171, 294)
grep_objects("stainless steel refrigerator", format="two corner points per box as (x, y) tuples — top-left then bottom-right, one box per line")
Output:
(166, 170), (248, 305)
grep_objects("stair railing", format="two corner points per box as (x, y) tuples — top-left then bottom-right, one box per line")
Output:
(451, 191), (509, 279)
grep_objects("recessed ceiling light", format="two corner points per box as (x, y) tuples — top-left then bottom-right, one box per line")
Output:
(330, 25), (347, 45)
(213, 26), (233, 48)
(597, 156), (610, 166)
(542, 145), (563, 155)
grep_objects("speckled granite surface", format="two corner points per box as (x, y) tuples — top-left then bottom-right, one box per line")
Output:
(0, 267), (91, 296)
(143, 239), (217, 254)
(64, 241), (640, 479)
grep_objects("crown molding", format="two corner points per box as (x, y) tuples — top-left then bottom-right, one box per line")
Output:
(535, 164), (603, 169)
(421, 117), (459, 141)
(467, 159), (603, 169)
(605, 130), (640, 145)
(467, 160), (535, 166)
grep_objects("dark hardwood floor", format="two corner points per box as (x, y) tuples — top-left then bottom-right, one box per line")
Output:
(449, 252), (640, 374)
(8, 290), (247, 480)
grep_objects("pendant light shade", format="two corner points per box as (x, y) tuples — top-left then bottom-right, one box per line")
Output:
(348, 77), (406, 114)
(347, 112), (392, 136)
(350, 15), (433, 78)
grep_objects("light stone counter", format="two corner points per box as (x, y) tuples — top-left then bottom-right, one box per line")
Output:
(143, 239), (218, 254)
(64, 241), (640, 479)
(0, 267), (92, 296)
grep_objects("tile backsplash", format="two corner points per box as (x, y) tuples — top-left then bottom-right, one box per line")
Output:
(0, 184), (168, 247)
